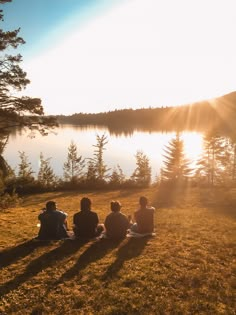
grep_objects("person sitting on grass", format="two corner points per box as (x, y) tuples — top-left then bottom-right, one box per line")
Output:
(73, 197), (104, 239)
(130, 196), (155, 234)
(37, 201), (69, 240)
(104, 201), (130, 239)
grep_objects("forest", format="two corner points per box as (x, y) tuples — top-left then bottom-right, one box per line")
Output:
(57, 91), (236, 136)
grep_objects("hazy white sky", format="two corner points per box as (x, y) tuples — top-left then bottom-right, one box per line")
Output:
(3, 0), (236, 115)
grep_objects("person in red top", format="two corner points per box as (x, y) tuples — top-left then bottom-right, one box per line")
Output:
(130, 196), (155, 234)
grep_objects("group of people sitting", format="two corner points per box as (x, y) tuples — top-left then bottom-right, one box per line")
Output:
(37, 196), (155, 241)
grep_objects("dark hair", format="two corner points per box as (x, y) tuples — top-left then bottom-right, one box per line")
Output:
(46, 201), (56, 211)
(110, 201), (121, 212)
(139, 196), (148, 207)
(81, 197), (91, 211)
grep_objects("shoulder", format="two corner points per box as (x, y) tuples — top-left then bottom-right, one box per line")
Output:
(38, 212), (44, 219)
(105, 212), (113, 222)
(120, 212), (128, 219)
(147, 207), (155, 213)
(55, 210), (67, 217)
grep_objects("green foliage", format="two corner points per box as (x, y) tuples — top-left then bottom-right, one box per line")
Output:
(131, 150), (151, 187)
(196, 132), (236, 187)
(161, 133), (192, 184)
(57, 91), (236, 136)
(91, 133), (110, 182)
(85, 159), (97, 184)
(17, 151), (34, 181)
(0, 0), (57, 137)
(109, 164), (126, 187)
(63, 141), (85, 183)
(37, 152), (57, 189)
(196, 131), (226, 186)
(0, 191), (19, 210)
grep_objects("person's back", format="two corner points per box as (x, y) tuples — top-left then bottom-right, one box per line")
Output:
(104, 201), (130, 239)
(132, 196), (155, 234)
(38, 201), (68, 240)
(73, 197), (101, 239)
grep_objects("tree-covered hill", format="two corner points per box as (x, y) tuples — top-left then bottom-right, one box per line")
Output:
(57, 91), (236, 135)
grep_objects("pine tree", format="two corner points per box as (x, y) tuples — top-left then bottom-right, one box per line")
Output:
(37, 152), (57, 189)
(91, 133), (110, 182)
(85, 159), (97, 183)
(196, 131), (225, 186)
(17, 151), (34, 182)
(0, 136), (11, 178)
(109, 164), (125, 186)
(131, 150), (151, 186)
(0, 0), (57, 182)
(0, 0), (57, 137)
(161, 133), (192, 184)
(63, 141), (85, 183)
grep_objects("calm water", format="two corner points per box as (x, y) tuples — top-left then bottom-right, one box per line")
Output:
(4, 125), (204, 181)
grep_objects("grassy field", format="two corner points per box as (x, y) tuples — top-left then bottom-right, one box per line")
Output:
(0, 186), (235, 315)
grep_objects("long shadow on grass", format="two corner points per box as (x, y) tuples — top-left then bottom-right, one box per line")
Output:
(0, 239), (86, 297)
(0, 239), (49, 269)
(102, 237), (150, 280)
(57, 238), (123, 283)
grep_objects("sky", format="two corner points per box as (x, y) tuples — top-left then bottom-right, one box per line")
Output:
(2, 0), (236, 115)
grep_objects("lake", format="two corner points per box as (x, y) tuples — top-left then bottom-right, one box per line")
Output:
(3, 125), (204, 182)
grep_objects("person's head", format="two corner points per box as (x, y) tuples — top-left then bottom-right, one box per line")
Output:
(139, 196), (148, 207)
(46, 201), (56, 211)
(110, 201), (122, 212)
(81, 197), (91, 211)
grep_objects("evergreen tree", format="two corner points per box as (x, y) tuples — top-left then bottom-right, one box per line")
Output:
(0, 0), (57, 137)
(63, 141), (85, 183)
(0, 136), (11, 178)
(196, 131), (225, 186)
(85, 159), (97, 183)
(215, 136), (236, 186)
(231, 138), (236, 183)
(17, 151), (34, 182)
(131, 150), (151, 186)
(91, 133), (110, 182)
(37, 152), (57, 189)
(109, 164), (125, 186)
(0, 0), (57, 184)
(161, 133), (192, 183)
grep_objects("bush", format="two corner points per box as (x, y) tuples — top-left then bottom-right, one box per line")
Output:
(0, 192), (20, 210)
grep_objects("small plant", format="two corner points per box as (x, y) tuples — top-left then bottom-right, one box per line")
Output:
(0, 191), (20, 210)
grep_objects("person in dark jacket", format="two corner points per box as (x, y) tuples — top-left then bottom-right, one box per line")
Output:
(104, 201), (130, 239)
(73, 197), (103, 239)
(37, 201), (68, 240)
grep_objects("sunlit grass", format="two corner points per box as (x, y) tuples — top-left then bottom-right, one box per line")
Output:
(0, 187), (235, 314)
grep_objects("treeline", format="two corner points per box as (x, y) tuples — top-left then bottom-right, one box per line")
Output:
(57, 91), (236, 136)
(1, 130), (236, 209)
(1, 134), (152, 198)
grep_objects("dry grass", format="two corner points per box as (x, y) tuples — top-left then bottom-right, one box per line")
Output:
(0, 187), (235, 314)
